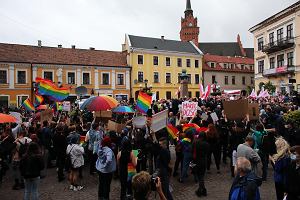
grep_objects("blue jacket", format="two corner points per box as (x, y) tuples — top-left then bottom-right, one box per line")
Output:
(274, 156), (290, 183)
(96, 146), (116, 173)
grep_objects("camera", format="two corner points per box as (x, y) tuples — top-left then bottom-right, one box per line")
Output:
(151, 170), (160, 191)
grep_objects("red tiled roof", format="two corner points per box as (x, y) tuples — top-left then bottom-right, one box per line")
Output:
(0, 43), (128, 67)
(203, 54), (254, 73)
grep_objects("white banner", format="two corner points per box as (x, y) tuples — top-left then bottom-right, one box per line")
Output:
(151, 109), (168, 132)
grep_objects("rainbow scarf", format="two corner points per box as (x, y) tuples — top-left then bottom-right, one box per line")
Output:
(136, 91), (152, 114)
(22, 98), (35, 112)
(80, 136), (85, 145)
(36, 77), (69, 101)
(127, 162), (136, 181)
(181, 138), (191, 145)
(167, 123), (178, 139)
(34, 94), (44, 106)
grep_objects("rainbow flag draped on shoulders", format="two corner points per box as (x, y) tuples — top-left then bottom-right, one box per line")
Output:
(167, 123), (178, 140)
(22, 98), (35, 112)
(136, 91), (152, 114)
(36, 77), (69, 102)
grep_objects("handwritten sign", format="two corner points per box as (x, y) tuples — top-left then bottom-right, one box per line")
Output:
(151, 109), (168, 132)
(63, 101), (71, 112)
(182, 102), (198, 118)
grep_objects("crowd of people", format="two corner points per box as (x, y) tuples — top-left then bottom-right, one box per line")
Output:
(0, 94), (300, 200)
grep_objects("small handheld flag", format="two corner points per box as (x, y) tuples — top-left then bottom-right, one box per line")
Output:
(167, 123), (179, 139)
(22, 98), (35, 112)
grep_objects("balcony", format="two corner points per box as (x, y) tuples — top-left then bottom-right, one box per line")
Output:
(263, 65), (295, 77)
(262, 37), (295, 54)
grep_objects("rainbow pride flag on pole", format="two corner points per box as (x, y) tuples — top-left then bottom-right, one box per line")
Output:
(22, 98), (35, 112)
(167, 123), (178, 139)
(36, 77), (69, 101)
(34, 94), (44, 106)
(136, 91), (152, 114)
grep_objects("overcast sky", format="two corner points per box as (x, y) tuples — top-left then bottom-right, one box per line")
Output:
(0, 0), (298, 51)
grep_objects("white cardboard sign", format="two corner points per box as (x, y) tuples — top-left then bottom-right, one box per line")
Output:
(151, 109), (168, 132)
(182, 102), (198, 118)
(63, 101), (71, 111)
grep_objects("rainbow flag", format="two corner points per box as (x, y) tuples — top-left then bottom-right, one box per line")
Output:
(22, 98), (35, 112)
(36, 77), (69, 101)
(181, 138), (191, 145)
(80, 136), (85, 145)
(167, 123), (178, 139)
(127, 162), (136, 181)
(136, 91), (152, 114)
(34, 94), (44, 106)
(182, 123), (200, 132)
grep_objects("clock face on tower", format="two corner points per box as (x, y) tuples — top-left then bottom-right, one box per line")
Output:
(188, 22), (193, 27)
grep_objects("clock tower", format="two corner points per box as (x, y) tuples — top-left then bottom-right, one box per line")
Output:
(180, 0), (199, 46)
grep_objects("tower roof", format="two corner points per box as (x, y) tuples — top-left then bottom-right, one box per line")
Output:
(186, 0), (192, 11)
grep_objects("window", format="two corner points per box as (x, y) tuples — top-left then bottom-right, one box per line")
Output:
(195, 60), (199, 68)
(17, 95), (28, 107)
(117, 74), (124, 85)
(138, 55), (143, 65)
(187, 74), (191, 84)
(102, 73), (110, 85)
(166, 73), (171, 83)
(277, 28), (283, 42)
(188, 91), (192, 98)
(137, 72), (143, 83)
(195, 91), (200, 98)
(251, 77), (254, 85)
(270, 57), (275, 69)
(44, 71), (53, 81)
(230, 64), (234, 69)
(250, 65), (253, 71)
(186, 59), (191, 67)
(178, 73), (181, 83)
(153, 56), (158, 66)
(67, 72), (75, 84)
(269, 32), (274, 45)
(17, 71), (26, 84)
(287, 52), (294, 66)
(224, 76), (228, 85)
(212, 75), (216, 84)
(82, 73), (90, 85)
(242, 76), (246, 85)
(177, 58), (182, 67)
(0, 70), (7, 84)
(241, 65), (244, 70)
(210, 63), (215, 68)
(195, 74), (200, 84)
(287, 24), (293, 39)
(277, 54), (284, 67)
(258, 37), (264, 51)
(154, 72), (159, 83)
(166, 57), (171, 66)
(0, 96), (9, 108)
(224, 63), (228, 69)
(166, 91), (172, 100)
(232, 76), (236, 85)
(258, 60), (264, 73)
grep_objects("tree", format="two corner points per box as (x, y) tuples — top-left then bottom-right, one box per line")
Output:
(264, 81), (276, 94)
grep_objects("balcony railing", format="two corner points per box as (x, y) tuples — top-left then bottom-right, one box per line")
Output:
(263, 65), (295, 77)
(262, 37), (295, 54)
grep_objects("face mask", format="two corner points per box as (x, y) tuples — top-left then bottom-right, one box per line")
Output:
(290, 153), (297, 161)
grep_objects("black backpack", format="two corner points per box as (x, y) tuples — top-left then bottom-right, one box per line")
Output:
(18, 139), (29, 158)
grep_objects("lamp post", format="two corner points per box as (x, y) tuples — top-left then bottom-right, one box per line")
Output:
(141, 79), (152, 94)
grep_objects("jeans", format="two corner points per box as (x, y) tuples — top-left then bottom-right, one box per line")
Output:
(160, 174), (173, 200)
(180, 152), (192, 181)
(195, 166), (206, 194)
(24, 177), (40, 200)
(98, 172), (113, 200)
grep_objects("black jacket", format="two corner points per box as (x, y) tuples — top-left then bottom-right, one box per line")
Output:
(286, 162), (300, 199)
(192, 139), (209, 168)
(20, 155), (44, 179)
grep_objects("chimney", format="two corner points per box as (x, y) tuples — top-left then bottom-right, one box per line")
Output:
(58, 44), (62, 48)
(89, 47), (95, 50)
(161, 36), (165, 41)
(38, 40), (42, 47)
(71, 45), (76, 49)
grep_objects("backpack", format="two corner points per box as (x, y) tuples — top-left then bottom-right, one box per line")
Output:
(18, 139), (29, 158)
(65, 145), (75, 170)
(230, 180), (260, 200)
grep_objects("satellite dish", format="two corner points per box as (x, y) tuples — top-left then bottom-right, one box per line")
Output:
(75, 86), (88, 95)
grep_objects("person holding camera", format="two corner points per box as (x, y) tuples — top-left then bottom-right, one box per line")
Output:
(132, 171), (167, 200)
(156, 137), (173, 200)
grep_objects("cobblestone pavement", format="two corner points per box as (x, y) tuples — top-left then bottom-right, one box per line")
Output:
(0, 147), (276, 200)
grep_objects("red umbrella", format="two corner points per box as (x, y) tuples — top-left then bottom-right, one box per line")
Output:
(0, 113), (17, 123)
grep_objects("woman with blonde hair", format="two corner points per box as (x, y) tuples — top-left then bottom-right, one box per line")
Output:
(269, 137), (290, 200)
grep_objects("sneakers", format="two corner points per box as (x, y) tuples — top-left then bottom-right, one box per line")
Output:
(69, 185), (74, 190)
(77, 186), (84, 191)
(70, 185), (84, 191)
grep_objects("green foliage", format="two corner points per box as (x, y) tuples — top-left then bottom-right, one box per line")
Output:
(264, 81), (276, 94)
(283, 110), (300, 128)
(259, 82), (265, 90)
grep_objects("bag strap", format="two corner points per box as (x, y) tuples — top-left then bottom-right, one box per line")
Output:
(68, 144), (76, 155)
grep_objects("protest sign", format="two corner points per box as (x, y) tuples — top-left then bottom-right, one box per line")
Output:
(210, 112), (219, 123)
(63, 101), (71, 112)
(132, 116), (147, 128)
(223, 99), (248, 120)
(151, 109), (168, 132)
(40, 109), (53, 122)
(248, 103), (259, 120)
(201, 113), (208, 120)
(9, 112), (22, 124)
(182, 101), (198, 118)
(107, 120), (126, 133)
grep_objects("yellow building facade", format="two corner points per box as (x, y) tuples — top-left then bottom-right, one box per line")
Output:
(0, 43), (130, 107)
(124, 34), (203, 99)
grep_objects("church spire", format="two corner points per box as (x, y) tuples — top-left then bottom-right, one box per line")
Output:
(185, 0), (193, 17)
